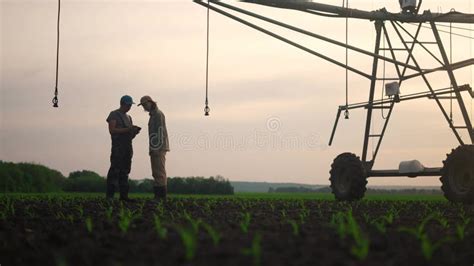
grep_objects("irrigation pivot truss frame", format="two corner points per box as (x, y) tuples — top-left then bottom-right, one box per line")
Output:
(194, 0), (474, 203)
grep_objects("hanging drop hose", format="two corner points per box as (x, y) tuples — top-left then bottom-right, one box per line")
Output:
(344, 0), (349, 119)
(204, 0), (211, 116)
(449, 18), (453, 123)
(381, 32), (387, 120)
(52, 0), (60, 108)
(469, 4), (474, 121)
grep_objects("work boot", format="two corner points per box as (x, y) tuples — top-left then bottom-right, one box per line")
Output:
(153, 186), (167, 201)
(119, 185), (135, 202)
(106, 184), (115, 200)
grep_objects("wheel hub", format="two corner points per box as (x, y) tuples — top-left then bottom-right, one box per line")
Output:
(451, 169), (474, 194)
(335, 170), (350, 194)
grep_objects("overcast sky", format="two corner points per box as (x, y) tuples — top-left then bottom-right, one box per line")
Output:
(1, 0), (473, 186)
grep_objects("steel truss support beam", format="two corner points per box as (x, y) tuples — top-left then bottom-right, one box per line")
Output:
(361, 20), (383, 164)
(390, 21), (466, 145)
(431, 22), (474, 143)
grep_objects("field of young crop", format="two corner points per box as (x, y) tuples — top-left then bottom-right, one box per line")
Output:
(1, 193), (473, 266)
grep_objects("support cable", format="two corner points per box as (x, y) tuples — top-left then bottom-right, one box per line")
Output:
(435, 23), (474, 32)
(407, 23), (474, 40)
(344, 0), (349, 119)
(471, 3), (473, 124)
(204, 0), (211, 116)
(469, 0), (473, 125)
(52, 0), (60, 108)
(449, 19), (453, 122)
(371, 0), (374, 157)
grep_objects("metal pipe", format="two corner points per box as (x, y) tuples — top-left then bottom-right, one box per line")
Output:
(240, 0), (474, 24)
(328, 108), (342, 146)
(403, 58), (474, 81)
(344, 85), (471, 110)
(369, 167), (442, 177)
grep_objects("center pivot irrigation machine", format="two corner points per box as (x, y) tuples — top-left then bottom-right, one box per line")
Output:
(194, 0), (474, 203)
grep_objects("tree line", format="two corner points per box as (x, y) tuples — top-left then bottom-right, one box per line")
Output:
(0, 161), (234, 195)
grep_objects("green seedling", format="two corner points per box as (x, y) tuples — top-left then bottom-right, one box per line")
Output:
(432, 211), (449, 229)
(24, 205), (36, 218)
(55, 211), (66, 220)
(362, 213), (371, 224)
(136, 201), (145, 217)
(176, 226), (198, 261)
(288, 219), (299, 236)
(0, 197), (15, 220)
(118, 207), (137, 234)
(153, 214), (168, 239)
(192, 200), (200, 209)
(420, 235), (451, 260)
(269, 202), (275, 212)
(330, 210), (369, 260)
(455, 217), (470, 240)
(300, 208), (310, 223)
(155, 201), (165, 217)
(399, 214), (452, 260)
(85, 216), (93, 233)
(330, 211), (348, 240)
(67, 214), (74, 224)
(203, 202), (212, 215)
(240, 212), (251, 234)
(201, 222), (221, 246)
(75, 205), (84, 219)
(371, 210), (398, 234)
(105, 206), (114, 222)
(242, 233), (262, 266)
(183, 211), (201, 233)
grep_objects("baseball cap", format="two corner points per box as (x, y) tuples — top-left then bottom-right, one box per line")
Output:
(120, 95), (135, 105)
(138, 95), (155, 106)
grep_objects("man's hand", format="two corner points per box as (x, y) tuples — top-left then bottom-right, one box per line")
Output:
(133, 126), (141, 134)
(131, 126), (141, 138)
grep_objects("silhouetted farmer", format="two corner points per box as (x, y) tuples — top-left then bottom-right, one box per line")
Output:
(138, 95), (170, 200)
(106, 95), (141, 201)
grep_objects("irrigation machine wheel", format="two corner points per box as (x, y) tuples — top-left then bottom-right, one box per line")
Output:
(329, 152), (368, 201)
(440, 145), (474, 204)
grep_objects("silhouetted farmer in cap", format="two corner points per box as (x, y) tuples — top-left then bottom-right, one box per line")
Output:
(106, 95), (141, 201)
(138, 95), (170, 200)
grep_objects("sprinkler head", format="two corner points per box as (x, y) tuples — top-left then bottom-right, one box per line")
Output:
(52, 96), (59, 108)
(344, 109), (349, 119)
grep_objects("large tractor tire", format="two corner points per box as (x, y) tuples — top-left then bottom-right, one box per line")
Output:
(440, 145), (474, 204)
(329, 153), (368, 201)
